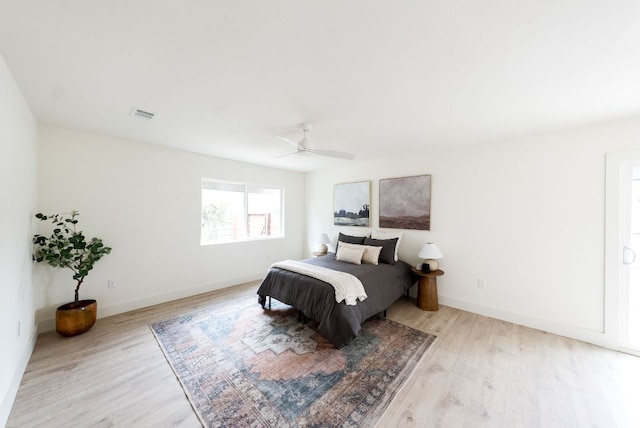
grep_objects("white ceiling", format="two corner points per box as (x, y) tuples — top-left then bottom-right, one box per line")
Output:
(2, 1), (640, 172)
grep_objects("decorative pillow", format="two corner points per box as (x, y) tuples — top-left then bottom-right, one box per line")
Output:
(335, 245), (365, 265)
(360, 245), (383, 265)
(335, 232), (366, 253)
(363, 237), (398, 265)
(371, 230), (403, 261)
(338, 242), (383, 265)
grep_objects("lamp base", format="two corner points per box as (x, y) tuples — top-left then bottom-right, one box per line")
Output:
(424, 259), (439, 271)
(317, 244), (328, 255)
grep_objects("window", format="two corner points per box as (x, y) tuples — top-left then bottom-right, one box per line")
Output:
(201, 179), (283, 245)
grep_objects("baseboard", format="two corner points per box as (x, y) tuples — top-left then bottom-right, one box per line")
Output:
(38, 272), (264, 333)
(0, 327), (38, 427)
(439, 295), (607, 348)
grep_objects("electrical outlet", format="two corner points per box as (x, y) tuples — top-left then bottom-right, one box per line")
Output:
(477, 279), (487, 289)
(107, 280), (116, 289)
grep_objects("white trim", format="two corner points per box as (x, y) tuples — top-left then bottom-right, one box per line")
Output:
(439, 295), (606, 347)
(37, 272), (264, 332)
(0, 328), (38, 427)
(604, 150), (640, 350)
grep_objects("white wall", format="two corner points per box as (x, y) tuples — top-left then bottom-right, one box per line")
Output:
(0, 54), (38, 426)
(306, 116), (640, 346)
(36, 125), (305, 327)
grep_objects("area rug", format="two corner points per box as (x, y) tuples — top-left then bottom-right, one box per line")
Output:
(150, 295), (436, 427)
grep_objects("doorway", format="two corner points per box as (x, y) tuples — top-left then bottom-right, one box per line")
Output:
(605, 151), (640, 354)
(626, 170), (640, 349)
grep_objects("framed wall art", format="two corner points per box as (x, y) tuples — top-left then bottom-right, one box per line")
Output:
(379, 175), (431, 230)
(333, 181), (370, 226)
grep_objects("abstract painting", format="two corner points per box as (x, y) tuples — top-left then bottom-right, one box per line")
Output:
(334, 181), (370, 226)
(379, 175), (431, 230)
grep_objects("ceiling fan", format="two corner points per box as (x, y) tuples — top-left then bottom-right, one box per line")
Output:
(275, 123), (356, 160)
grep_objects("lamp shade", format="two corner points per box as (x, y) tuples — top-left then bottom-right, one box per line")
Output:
(418, 243), (443, 259)
(320, 233), (331, 244)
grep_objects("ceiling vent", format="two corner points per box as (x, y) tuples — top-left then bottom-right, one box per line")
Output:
(130, 107), (155, 120)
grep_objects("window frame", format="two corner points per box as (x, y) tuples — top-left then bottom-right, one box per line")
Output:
(200, 178), (284, 245)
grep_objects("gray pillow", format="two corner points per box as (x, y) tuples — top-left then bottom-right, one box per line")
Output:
(363, 237), (398, 264)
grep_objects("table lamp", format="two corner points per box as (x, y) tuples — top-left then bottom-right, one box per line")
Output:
(418, 243), (443, 272)
(318, 233), (331, 255)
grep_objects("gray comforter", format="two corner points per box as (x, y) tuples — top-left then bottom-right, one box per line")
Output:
(256, 254), (415, 348)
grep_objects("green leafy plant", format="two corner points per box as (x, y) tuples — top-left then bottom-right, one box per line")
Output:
(33, 211), (112, 304)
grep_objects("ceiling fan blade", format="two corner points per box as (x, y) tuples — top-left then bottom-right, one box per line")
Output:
(275, 126), (355, 161)
(274, 151), (299, 159)
(275, 135), (300, 148)
(311, 149), (356, 160)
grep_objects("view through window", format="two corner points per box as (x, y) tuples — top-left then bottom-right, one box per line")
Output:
(201, 179), (283, 245)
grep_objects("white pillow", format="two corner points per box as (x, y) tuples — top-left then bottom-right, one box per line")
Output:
(371, 230), (403, 261)
(338, 242), (383, 265)
(336, 245), (365, 265)
(343, 227), (372, 238)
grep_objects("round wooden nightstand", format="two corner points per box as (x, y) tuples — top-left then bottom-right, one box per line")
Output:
(411, 268), (444, 311)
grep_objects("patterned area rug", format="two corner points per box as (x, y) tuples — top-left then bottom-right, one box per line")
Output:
(150, 295), (436, 427)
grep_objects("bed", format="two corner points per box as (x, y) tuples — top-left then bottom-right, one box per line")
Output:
(256, 247), (415, 348)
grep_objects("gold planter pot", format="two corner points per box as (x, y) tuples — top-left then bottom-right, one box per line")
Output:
(55, 299), (97, 337)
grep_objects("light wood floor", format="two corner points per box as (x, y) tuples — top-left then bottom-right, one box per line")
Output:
(8, 281), (640, 427)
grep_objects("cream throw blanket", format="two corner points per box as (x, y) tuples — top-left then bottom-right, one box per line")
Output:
(270, 260), (367, 305)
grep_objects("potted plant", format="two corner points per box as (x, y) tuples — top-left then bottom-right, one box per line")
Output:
(33, 210), (112, 336)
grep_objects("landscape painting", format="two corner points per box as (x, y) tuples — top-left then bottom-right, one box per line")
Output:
(379, 175), (431, 230)
(334, 181), (370, 226)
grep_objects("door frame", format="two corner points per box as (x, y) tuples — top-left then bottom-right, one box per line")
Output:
(605, 150), (640, 352)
